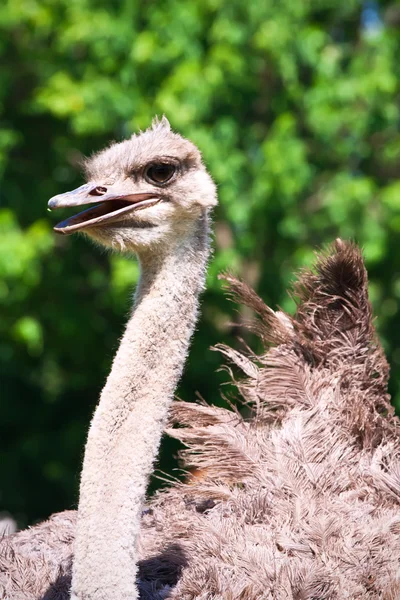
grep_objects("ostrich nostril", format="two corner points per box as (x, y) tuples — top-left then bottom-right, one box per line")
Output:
(89, 186), (108, 196)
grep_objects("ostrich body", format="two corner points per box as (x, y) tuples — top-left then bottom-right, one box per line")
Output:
(1, 120), (400, 599)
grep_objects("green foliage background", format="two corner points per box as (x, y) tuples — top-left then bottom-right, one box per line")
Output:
(1, 0), (400, 526)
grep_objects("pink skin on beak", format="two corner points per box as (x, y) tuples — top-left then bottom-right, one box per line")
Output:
(48, 183), (160, 235)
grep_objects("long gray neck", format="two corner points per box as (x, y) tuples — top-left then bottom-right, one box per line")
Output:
(71, 214), (211, 600)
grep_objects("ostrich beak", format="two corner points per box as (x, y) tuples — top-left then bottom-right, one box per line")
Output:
(48, 183), (160, 235)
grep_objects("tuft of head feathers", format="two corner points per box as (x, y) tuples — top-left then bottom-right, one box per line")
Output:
(149, 115), (171, 132)
(1, 240), (399, 599)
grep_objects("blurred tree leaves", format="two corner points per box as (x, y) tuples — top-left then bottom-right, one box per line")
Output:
(1, 0), (400, 525)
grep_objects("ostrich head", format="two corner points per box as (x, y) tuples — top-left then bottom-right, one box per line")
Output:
(48, 117), (217, 253)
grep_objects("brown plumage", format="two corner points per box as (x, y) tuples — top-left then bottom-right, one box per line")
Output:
(2, 239), (400, 599)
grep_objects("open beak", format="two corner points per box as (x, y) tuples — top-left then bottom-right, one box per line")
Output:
(48, 183), (160, 235)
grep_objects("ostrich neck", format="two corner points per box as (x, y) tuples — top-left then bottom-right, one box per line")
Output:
(71, 214), (211, 600)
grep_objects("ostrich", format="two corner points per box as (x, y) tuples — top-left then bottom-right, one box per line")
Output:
(1, 118), (400, 600)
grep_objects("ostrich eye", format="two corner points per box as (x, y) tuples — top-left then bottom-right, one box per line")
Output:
(146, 163), (176, 184)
